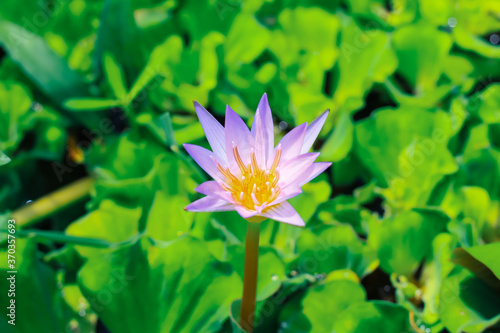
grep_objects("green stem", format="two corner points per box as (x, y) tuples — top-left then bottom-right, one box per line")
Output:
(240, 221), (261, 332)
(10, 177), (93, 228)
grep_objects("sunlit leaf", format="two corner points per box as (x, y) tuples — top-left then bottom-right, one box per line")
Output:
(320, 111), (353, 162)
(64, 98), (121, 111)
(392, 22), (452, 93)
(103, 52), (128, 100)
(66, 199), (142, 258)
(368, 209), (448, 275)
(0, 151), (10, 166)
(332, 301), (411, 333)
(280, 279), (366, 332)
(0, 82), (32, 152)
(355, 107), (458, 209)
(334, 13), (397, 109)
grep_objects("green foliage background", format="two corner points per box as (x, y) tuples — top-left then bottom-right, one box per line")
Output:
(0, 0), (500, 332)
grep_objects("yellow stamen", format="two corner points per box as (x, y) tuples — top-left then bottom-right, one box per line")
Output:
(250, 151), (259, 174)
(270, 147), (281, 173)
(217, 145), (282, 211)
(271, 173), (280, 187)
(233, 146), (247, 173)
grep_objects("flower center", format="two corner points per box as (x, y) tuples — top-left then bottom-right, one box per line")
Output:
(217, 145), (281, 212)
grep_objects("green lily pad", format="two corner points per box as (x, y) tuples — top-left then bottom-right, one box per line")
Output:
(355, 107), (458, 210)
(290, 223), (378, 278)
(89, 134), (198, 210)
(280, 279), (366, 333)
(320, 111), (353, 163)
(460, 127), (500, 200)
(385, 78), (454, 108)
(224, 14), (270, 67)
(273, 7), (339, 71)
(334, 13), (397, 108)
(441, 186), (492, 239)
(440, 267), (500, 333)
(66, 199), (142, 258)
(332, 301), (411, 333)
(78, 237), (241, 333)
(348, 0), (417, 27)
(146, 191), (194, 242)
(309, 195), (370, 235)
(475, 84), (500, 124)
(392, 22), (452, 93)
(288, 177), (332, 226)
(368, 209), (448, 275)
(0, 82), (32, 153)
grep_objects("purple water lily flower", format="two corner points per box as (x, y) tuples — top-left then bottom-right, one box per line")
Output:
(184, 93), (331, 227)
